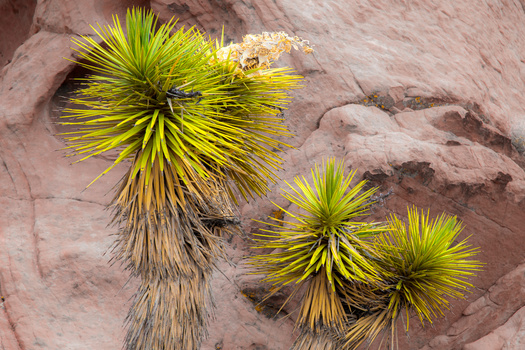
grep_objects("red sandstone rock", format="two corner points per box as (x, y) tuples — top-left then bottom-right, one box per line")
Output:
(422, 262), (525, 350)
(463, 305), (525, 350)
(31, 0), (150, 35)
(1, 1), (525, 349)
(0, 0), (35, 67)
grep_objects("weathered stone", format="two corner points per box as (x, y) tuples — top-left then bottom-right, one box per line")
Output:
(1, 0), (525, 349)
(0, 0), (36, 67)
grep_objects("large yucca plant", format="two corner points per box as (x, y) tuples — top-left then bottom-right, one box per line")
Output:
(249, 158), (387, 347)
(62, 8), (312, 349)
(65, 10), (306, 200)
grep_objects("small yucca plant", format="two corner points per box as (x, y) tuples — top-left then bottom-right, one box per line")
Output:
(249, 159), (387, 346)
(250, 161), (482, 350)
(62, 8), (312, 350)
(341, 208), (482, 349)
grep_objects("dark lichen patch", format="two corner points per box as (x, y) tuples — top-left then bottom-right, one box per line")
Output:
(357, 92), (395, 111)
(402, 96), (436, 110)
(511, 133), (525, 155)
(393, 161), (435, 186)
(356, 91), (459, 114)
(401, 96), (463, 111)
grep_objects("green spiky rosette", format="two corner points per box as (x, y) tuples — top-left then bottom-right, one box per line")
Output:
(249, 159), (387, 336)
(63, 9), (305, 203)
(340, 208), (483, 349)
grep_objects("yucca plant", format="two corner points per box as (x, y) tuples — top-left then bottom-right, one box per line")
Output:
(341, 208), (482, 349)
(250, 161), (482, 350)
(249, 158), (388, 347)
(62, 8), (312, 349)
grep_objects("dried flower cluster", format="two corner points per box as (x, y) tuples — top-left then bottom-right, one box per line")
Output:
(215, 31), (313, 75)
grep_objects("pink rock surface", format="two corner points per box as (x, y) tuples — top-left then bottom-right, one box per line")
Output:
(272, 104), (525, 349)
(423, 262), (525, 350)
(463, 306), (525, 350)
(1, 1), (525, 349)
(0, 0), (35, 67)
